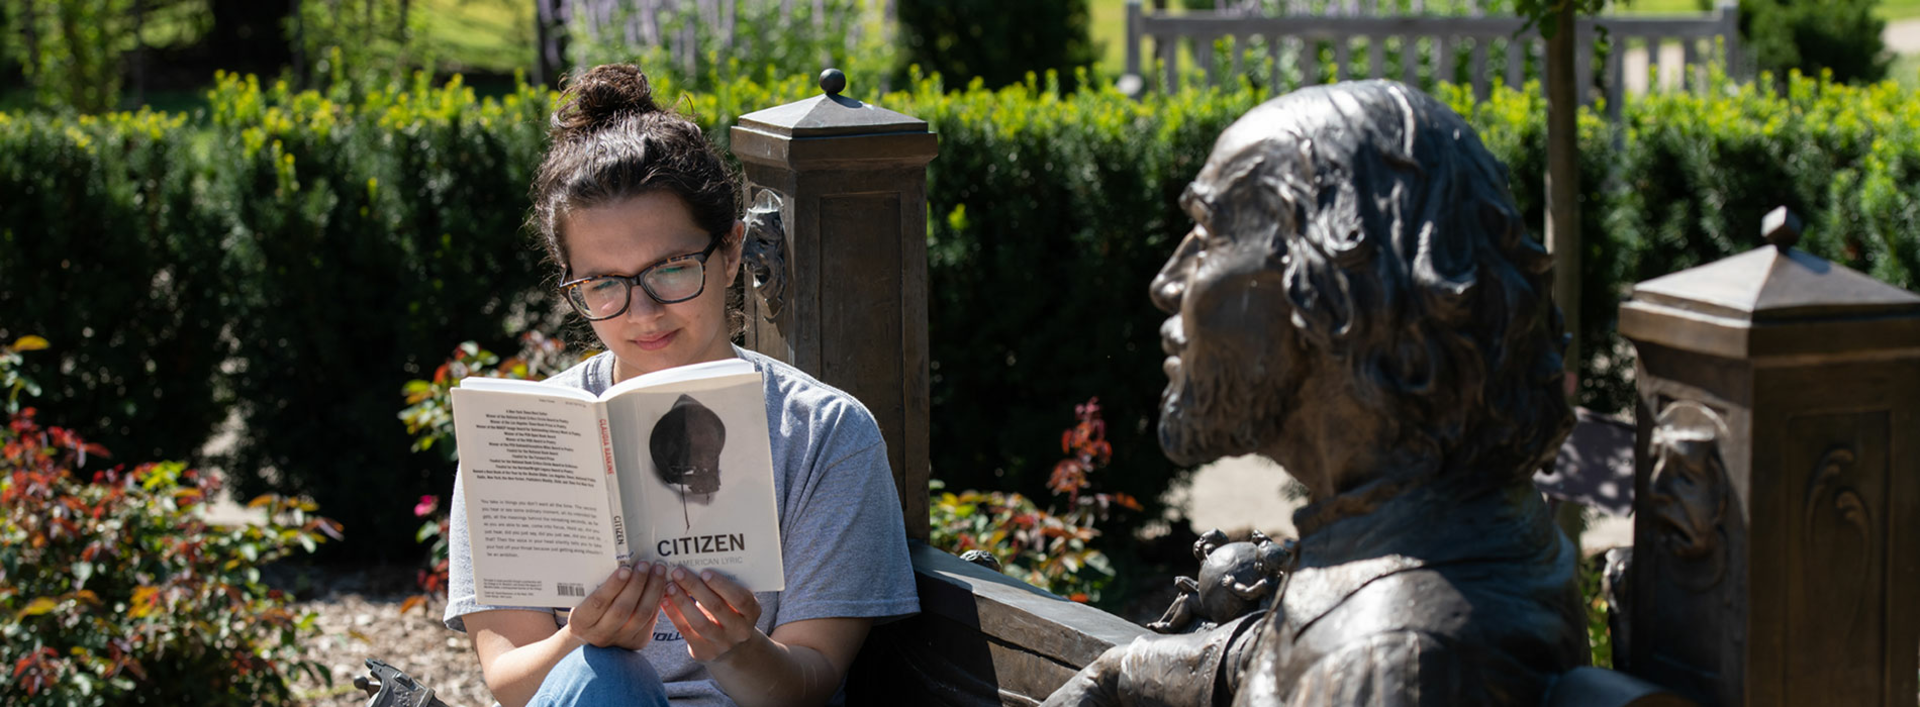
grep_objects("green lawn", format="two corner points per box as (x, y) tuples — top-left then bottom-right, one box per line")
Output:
(416, 0), (534, 76)
(1092, 0), (1131, 79)
(1887, 0), (1920, 19)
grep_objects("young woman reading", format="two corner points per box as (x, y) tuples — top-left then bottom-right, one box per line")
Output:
(442, 63), (919, 707)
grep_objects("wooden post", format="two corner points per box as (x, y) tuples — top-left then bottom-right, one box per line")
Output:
(729, 69), (937, 541)
(729, 73), (1152, 705)
(1618, 208), (1920, 706)
(1546, 1), (1580, 398)
(1125, 0), (1142, 91)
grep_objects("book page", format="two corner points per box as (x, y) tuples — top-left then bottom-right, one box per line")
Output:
(603, 369), (786, 592)
(451, 386), (619, 608)
(601, 358), (757, 398)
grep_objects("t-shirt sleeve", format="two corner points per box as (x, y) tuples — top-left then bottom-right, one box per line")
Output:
(442, 468), (560, 633)
(770, 424), (920, 627)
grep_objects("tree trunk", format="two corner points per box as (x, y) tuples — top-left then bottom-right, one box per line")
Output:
(132, 0), (147, 106)
(290, 0), (305, 87)
(20, 0), (41, 81)
(535, 0), (570, 86)
(1546, 1), (1580, 400)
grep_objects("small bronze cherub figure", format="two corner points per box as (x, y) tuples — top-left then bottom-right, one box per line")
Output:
(1148, 529), (1293, 634)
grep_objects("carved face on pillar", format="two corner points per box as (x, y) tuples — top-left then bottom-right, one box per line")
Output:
(1648, 400), (1729, 590)
(1152, 80), (1573, 496)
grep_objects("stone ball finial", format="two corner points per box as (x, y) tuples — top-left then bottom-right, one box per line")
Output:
(820, 68), (847, 97)
(1762, 206), (1802, 251)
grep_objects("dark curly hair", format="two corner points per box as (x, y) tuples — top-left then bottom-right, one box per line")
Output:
(530, 64), (743, 329)
(1191, 80), (1572, 484)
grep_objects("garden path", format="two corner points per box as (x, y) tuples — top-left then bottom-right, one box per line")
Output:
(1885, 18), (1920, 54)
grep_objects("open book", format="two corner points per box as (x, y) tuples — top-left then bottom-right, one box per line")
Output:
(451, 359), (784, 608)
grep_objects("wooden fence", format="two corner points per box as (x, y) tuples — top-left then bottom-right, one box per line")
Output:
(1123, 0), (1744, 121)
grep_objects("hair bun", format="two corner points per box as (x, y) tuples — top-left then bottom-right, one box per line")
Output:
(552, 64), (661, 140)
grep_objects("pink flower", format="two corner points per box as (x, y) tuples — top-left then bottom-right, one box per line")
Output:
(414, 495), (439, 518)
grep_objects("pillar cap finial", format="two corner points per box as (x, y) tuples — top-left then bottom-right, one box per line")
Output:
(1762, 206), (1802, 251)
(820, 68), (847, 97)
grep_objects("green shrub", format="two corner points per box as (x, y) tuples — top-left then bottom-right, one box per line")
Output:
(202, 71), (564, 559)
(0, 109), (234, 466)
(0, 341), (338, 705)
(292, 2), (425, 98)
(0, 0), (138, 112)
(895, 0), (1100, 91)
(1740, 0), (1889, 86)
(7, 68), (1920, 555)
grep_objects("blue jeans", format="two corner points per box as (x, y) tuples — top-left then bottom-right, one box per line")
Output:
(528, 645), (671, 707)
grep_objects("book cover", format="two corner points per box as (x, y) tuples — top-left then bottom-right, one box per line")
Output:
(451, 359), (784, 608)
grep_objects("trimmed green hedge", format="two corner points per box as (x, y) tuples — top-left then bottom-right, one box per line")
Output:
(200, 73), (561, 558)
(3, 70), (1917, 553)
(0, 110), (231, 466)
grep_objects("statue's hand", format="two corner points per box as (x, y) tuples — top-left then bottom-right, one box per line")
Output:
(1041, 645), (1127, 707)
(1043, 615), (1256, 707)
(1226, 577), (1270, 601)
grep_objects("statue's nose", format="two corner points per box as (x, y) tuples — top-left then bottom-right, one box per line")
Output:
(1151, 232), (1202, 314)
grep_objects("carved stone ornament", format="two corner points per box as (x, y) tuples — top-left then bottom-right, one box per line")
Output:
(1647, 400), (1729, 592)
(1803, 445), (1871, 629)
(741, 188), (788, 319)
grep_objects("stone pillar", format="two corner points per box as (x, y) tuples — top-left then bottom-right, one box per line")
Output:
(729, 69), (938, 540)
(1617, 208), (1920, 706)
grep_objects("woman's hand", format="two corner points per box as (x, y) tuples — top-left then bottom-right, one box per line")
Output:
(661, 567), (765, 662)
(565, 562), (669, 651)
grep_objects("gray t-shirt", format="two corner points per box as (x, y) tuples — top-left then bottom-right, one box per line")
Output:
(444, 346), (920, 706)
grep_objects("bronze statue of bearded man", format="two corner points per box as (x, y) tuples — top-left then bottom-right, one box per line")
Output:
(1045, 80), (1588, 707)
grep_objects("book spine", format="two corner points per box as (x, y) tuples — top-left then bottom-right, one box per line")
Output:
(597, 410), (631, 563)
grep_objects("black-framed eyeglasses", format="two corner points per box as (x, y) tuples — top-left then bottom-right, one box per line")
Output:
(559, 235), (722, 321)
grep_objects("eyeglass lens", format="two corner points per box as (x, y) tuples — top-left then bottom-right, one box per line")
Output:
(569, 258), (707, 319)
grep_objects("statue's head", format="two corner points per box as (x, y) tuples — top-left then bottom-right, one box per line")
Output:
(1153, 80), (1570, 497)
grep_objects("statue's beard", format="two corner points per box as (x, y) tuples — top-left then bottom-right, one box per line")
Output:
(1158, 344), (1288, 468)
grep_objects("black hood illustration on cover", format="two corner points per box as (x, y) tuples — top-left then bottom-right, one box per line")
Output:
(650, 393), (726, 529)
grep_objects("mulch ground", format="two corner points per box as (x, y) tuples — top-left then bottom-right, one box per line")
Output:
(283, 567), (496, 707)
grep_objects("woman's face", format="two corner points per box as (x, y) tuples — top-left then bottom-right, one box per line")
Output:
(562, 191), (743, 382)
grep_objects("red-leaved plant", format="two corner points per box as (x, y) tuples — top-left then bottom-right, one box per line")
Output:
(929, 397), (1141, 602)
(401, 494), (450, 616)
(1, 336), (338, 705)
